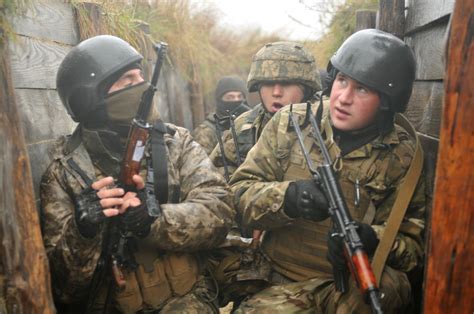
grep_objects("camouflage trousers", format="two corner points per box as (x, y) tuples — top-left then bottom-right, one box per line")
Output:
(159, 292), (217, 313)
(80, 275), (219, 314)
(234, 266), (411, 314)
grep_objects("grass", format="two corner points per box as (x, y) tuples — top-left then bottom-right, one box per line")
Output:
(66, 0), (378, 113)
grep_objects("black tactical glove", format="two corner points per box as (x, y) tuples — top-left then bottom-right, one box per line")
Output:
(120, 187), (160, 238)
(327, 222), (379, 271)
(74, 186), (106, 238)
(284, 180), (330, 221)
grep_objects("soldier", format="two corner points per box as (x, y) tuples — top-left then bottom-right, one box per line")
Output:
(192, 76), (250, 155)
(209, 41), (321, 177)
(230, 29), (426, 313)
(40, 35), (234, 313)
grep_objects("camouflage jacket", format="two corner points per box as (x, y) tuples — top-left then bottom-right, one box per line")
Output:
(192, 113), (218, 155)
(209, 104), (272, 177)
(40, 124), (234, 304)
(230, 102), (425, 278)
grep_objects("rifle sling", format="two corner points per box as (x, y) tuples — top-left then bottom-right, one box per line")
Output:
(151, 120), (170, 205)
(371, 113), (424, 285)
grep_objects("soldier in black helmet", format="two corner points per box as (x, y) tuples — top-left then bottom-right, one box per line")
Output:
(41, 35), (233, 313)
(229, 29), (426, 312)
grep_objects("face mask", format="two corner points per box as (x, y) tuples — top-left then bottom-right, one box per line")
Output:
(105, 81), (150, 127)
(216, 100), (251, 117)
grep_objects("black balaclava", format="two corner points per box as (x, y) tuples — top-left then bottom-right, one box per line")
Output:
(215, 76), (248, 117)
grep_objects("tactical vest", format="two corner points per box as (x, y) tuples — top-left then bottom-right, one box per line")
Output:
(261, 103), (410, 282)
(60, 125), (199, 313)
(234, 104), (271, 161)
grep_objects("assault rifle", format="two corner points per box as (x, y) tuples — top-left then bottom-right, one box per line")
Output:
(288, 103), (383, 314)
(214, 113), (231, 182)
(213, 110), (243, 182)
(113, 41), (168, 285)
(119, 42), (168, 189)
(86, 42), (168, 312)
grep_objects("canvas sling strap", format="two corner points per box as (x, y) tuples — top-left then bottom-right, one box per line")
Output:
(371, 113), (424, 285)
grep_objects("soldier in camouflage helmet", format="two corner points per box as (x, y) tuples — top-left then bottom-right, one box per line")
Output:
(229, 29), (426, 312)
(209, 41), (321, 177)
(41, 35), (234, 313)
(192, 76), (250, 155)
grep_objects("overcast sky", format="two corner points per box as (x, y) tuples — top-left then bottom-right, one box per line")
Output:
(191, 0), (334, 42)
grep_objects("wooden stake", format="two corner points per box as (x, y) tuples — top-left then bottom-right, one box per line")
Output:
(423, 1), (474, 312)
(378, 0), (405, 38)
(0, 37), (55, 313)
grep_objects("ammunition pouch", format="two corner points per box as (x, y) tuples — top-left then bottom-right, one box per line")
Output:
(114, 252), (199, 313)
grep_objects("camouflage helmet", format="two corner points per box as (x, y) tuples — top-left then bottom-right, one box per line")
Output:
(247, 41), (321, 97)
(56, 35), (143, 123)
(328, 29), (416, 112)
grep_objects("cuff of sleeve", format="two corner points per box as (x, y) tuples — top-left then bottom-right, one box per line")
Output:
(251, 181), (295, 224)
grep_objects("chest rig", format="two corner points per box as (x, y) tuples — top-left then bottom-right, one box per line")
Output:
(62, 122), (200, 313)
(261, 103), (394, 282)
(235, 104), (271, 162)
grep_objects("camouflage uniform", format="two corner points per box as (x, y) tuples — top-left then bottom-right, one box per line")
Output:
(41, 123), (234, 313)
(192, 113), (218, 155)
(193, 76), (249, 156)
(209, 104), (272, 178)
(229, 102), (425, 313)
(210, 42), (321, 179)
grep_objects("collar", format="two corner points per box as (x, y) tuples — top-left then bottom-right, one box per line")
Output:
(81, 126), (122, 177)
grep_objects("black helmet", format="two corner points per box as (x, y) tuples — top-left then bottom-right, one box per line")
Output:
(328, 29), (416, 112)
(56, 35), (143, 123)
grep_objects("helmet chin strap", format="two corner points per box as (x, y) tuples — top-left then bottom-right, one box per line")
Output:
(376, 93), (395, 136)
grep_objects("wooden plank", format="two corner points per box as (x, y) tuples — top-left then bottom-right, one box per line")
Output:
(0, 37), (55, 314)
(423, 1), (474, 312)
(9, 0), (78, 45)
(355, 10), (376, 31)
(377, 0), (405, 38)
(405, 23), (448, 80)
(404, 81), (443, 138)
(406, 0), (455, 33)
(9, 36), (71, 89)
(14, 88), (76, 145)
(165, 67), (193, 129)
(418, 134), (439, 209)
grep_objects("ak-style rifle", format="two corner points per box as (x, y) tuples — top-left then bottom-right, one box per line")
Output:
(86, 42), (168, 312)
(289, 103), (383, 314)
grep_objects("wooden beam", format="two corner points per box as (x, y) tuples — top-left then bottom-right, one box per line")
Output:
(377, 0), (405, 38)
(423, 1), (474, 312)
(0, 37), (55, 314)
(405, 0), (455, 34)
(355, 10), (376, 31)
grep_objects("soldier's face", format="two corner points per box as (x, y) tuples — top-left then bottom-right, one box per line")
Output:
(259, 82), (304, 113)
(221, 91), (244, 102)
(329, 73), (380, 131)
(107, 68), (144, 94)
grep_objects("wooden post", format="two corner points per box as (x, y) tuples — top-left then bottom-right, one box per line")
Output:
(377, 0), (405, 38)
(0, 38), (55, 313)
(355, 10), (376, 31)
(423, 1), (474, 312)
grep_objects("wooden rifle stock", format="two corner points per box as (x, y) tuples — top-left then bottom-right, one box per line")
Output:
(119, 42), (167, 189)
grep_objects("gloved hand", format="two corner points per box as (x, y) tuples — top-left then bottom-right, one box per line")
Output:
(327, 222), (379, 271)
(74, 186), (106, 238)
(284, 179), (329, 221)
(120, 188), (160, 238)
